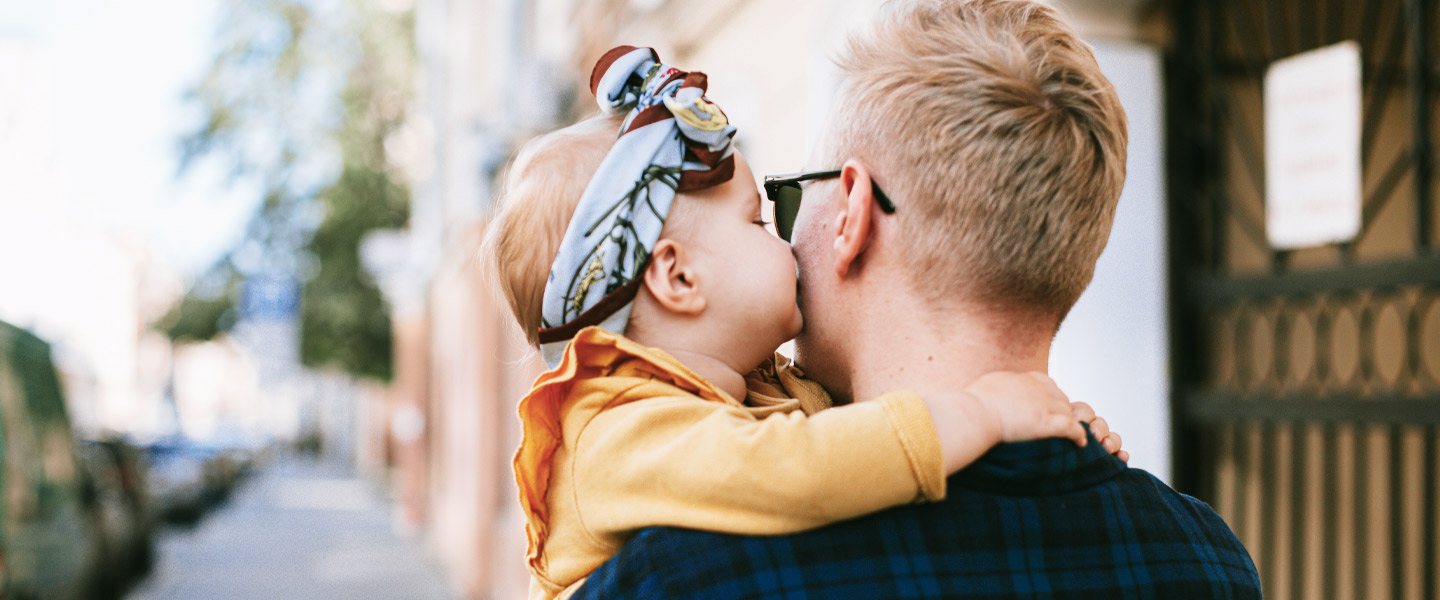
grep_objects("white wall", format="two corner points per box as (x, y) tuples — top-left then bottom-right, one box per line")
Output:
(1049, 40), (1171, 483)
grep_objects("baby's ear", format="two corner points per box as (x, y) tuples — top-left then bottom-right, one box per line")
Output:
(641, 239), (706, 315)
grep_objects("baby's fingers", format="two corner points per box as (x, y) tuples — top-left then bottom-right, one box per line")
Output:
(1088, 416), (1111, 443)
(1102, 431), (1124, 456)
(1049, 413), (1088, 447)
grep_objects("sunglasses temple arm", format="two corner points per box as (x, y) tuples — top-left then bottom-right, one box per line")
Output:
(871, 182), (897, 214)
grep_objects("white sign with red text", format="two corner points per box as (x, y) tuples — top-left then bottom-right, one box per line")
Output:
(1264, 41), (1363, 249)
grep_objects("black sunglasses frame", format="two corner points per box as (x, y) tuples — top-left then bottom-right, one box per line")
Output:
(762, 169), (897, 242)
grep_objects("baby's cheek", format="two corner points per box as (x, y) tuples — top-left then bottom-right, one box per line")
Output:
(773, 255), (798, 291)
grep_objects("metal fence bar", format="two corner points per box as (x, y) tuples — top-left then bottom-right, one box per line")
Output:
(1313, 300), (1334, 394)
(1232, 422), (1253, 563)
(1260, 422), (1280, 598)
(1186, 392), (1440, 424)
(1408, 0), (1433, 251)
(1424, 425), (1436, 600)
(1400, 294), (1423, 391)
(1234, 309), (1255, 393)
(1202, 424), (1219, 515)
(1414, 294), (1433, 387)
(1206, 0), (1228, 275)
(1273, 306), (1291, 392)
(1323, 422), (1340, 600)
(1165, 0), (1213, 498)
(1289, 423), (1309, 598)
(1357, 298), (1378, 396)
(1190, 254), (1440, 303)
(1355, 424), (1370, 599)
(1389, 426), (1405, 600)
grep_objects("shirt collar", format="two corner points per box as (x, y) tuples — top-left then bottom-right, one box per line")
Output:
(951, 423), (1127, 495)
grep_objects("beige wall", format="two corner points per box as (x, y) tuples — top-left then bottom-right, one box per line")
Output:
(424, 227), (507, 596)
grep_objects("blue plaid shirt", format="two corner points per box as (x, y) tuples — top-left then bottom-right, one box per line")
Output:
(573, 428), (1261, 599)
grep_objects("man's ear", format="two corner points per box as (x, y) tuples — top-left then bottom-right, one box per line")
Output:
(832, 159), (877, 280)
(642, 239), (706, 315)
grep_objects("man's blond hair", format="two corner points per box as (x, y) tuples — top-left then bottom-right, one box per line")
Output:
(829, 0), (1127, 323)
(482, 115), (622, 346)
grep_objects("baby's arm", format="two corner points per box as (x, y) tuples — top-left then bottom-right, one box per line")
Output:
(572, 391), (946, 542)
(570, 374), (1082, 544)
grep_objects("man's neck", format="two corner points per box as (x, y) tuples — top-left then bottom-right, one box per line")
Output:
(840, 301), (1054, 406)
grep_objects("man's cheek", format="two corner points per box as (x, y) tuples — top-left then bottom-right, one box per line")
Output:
(788, 217), (818, 267)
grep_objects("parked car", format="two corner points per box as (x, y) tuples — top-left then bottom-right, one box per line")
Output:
(138, 438), (211, 525)
(78, 436), (155, 587)
(0, 321), (106, 600)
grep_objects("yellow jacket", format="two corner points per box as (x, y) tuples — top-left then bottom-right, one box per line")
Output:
(515, 327), (946, 600)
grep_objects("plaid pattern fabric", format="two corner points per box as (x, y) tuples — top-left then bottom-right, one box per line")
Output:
(573, 429), (1261, 599)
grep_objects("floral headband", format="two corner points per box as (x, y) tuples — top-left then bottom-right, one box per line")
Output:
(537, 46), (738, 367)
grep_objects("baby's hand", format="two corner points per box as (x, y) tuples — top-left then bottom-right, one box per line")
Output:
(965, 371), (1087, 448)
(1069, 401), (1129, 462)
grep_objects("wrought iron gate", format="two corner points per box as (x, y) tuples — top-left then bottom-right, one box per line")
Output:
(1166, 0), (1440, 598)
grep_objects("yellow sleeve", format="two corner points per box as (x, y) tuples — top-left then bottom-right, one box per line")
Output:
(570, 390), (945, 547)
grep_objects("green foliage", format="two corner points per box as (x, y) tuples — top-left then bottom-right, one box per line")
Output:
(159, 286), (237, 342)
(300, 165), (408, 380)
(157, 258), (241, 342)
(163, 0), (415, 381)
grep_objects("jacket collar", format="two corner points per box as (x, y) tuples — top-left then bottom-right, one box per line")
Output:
(952, 423), (1127, 495)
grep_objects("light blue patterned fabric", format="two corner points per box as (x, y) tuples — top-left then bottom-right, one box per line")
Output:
(539, 45), (737, 368)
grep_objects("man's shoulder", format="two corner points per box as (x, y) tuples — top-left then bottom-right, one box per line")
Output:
(1079, 466), (1257, 558)
(1110, 467), (1238, 529)
(937, 464), (1256, 564)
(575, 465), (1261, 599)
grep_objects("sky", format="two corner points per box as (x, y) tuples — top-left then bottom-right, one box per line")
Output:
(0, 0), (261, 278)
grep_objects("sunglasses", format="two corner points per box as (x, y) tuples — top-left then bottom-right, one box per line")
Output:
(762, 170), (897, 242)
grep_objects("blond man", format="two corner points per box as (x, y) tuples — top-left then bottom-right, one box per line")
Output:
(571, 0), (1261, 597)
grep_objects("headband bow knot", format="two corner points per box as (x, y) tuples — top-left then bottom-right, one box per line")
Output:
(538, 46), (737, 367)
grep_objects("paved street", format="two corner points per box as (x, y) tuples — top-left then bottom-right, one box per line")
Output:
(127, 454), (455, 600)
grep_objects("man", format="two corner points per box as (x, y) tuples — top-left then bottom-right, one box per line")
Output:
(571, 0), (1262, 597)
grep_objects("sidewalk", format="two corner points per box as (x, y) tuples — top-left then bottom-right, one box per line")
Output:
(127, 453), (454, 600)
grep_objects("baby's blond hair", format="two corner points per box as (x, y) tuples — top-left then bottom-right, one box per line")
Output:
(827, 0), (1128, 324)
(482, 115), (623, 346)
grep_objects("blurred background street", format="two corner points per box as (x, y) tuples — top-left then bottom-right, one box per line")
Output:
(128, 453), (451, 600)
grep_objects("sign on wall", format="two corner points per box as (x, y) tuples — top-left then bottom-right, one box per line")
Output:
(1264, 41), (1363, 249)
